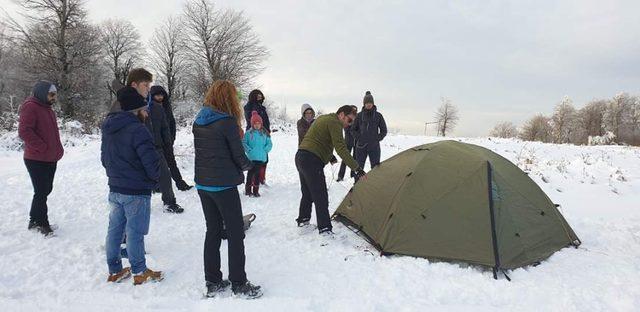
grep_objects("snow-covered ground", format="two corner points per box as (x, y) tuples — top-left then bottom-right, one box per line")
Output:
(1, 127), (639, 311)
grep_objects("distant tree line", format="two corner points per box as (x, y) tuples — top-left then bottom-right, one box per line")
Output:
(490, 93), (640, 146)
(0, 0), (268, 128)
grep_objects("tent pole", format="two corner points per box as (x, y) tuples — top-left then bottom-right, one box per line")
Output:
(487, 162), (503, 281)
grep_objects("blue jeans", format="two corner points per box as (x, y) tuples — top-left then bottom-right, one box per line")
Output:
(105, 192), (151, 275)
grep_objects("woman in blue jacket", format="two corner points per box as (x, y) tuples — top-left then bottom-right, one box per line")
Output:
(192, 80), (262, 299)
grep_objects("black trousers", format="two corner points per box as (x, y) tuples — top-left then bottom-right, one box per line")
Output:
(246, 161), (265, 186)
(198, 188), (247, 285)
(157, 149), (176, 205)
(356, 143), (381, 169)
(24, 159), (57, 225)
(163, 143), (185, 184)
(337, 144), (355, 180)
(295, 150), (331, 232)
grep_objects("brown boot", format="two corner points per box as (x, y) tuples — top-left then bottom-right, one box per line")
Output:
(133, 269), (164, 285)
(252, 184), (261, 197)
(245, 183), (252, 196)
(107, 267), (131, 283)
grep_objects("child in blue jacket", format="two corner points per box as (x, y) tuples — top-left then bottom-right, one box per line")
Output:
(243, 111), (273, 197)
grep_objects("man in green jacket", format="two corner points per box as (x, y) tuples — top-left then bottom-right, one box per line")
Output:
(296, 105), (366, 235)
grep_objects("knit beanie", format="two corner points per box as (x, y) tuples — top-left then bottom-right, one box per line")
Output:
(250, 111), (263, 125)
(117, 87), (147, 112)
(363, 91), (374, 105)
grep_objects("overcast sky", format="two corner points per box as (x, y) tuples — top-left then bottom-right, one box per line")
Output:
(3, 0), (640, 136)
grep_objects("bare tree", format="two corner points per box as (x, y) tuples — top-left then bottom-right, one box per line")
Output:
(435, 97), (459, 136)
(579, 100), (607, 137)
(100, 19), (142, 96)
(0, 23), (29, 113)
(570, 99), (607, 144)
(520, 114), (552, 142)
(603, 92), (637, 144)
(551, 96), (577, 143)
(490, 121), (518, 138)
(6, 0), (103, 118)
(148, 17), (186, 100)
(182, 0), (268, 95)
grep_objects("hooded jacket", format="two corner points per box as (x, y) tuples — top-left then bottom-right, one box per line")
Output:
(193, 106), (253, 187)
(243, 129), (273, 162)
(150, 86), (177, 140)
(243, 89), (270, 132)
(297, 103), (315, 145)
(145, 99), (173, 150)
(101, 111), (160, 195)
(18, 81), (64, 162)
(351, 105), (387, 148)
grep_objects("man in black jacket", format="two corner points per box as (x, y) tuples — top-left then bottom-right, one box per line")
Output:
(146, 87), (184, 213)
(149, 86), (192, 191)
(351, 91), (387, 180)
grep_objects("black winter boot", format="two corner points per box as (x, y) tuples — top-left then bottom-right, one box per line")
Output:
(252, 185), (261, 197)
(163, 203), (185, 214)
(232, 281), (263, 299)
(28, 220), (54, 237)
(245, 184), (252, 196)
(205, 280), (231, 298)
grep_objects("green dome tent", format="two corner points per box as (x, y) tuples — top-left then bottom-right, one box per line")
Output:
(334, 140), (581, 277)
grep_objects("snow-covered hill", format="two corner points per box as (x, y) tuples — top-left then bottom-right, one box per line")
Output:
(0, 128), (639, 311)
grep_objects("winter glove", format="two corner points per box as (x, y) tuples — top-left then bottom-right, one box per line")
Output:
(354, 169), (367, 180)
(330, 155), (338, 165)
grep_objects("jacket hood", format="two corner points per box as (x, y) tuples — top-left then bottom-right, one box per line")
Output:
(102, 111), (141, 135)
(194, 106), (231, 126)
(248, 89), (265, 104)
(362, 104), (378, 114)
(32, 80), (55, 105)
(150, 85), (169, 99)
(300, 103), (314, 117)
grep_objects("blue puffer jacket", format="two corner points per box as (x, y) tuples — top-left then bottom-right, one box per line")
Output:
(243, 129), (272, 162)
(101, 112), (160, 195)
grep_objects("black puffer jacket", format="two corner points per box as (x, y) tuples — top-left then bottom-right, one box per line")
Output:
(193, 106), (252, 187)
(150, 86), (177, 140)
(351, 105), (387, 148)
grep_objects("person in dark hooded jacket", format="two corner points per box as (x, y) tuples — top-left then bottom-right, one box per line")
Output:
(296, 103), (315, 145)
(243, 89), (270, 185)
(149, 86), (193, 192)
(146, 87), (184, 213)
(18, 80), (64, 237)
(351, 91), (387, 180)
(243, 90), (270, 132)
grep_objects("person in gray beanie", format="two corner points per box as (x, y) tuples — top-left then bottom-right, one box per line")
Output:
(351, 91), (387, 181)
(18, 80), (64, 237)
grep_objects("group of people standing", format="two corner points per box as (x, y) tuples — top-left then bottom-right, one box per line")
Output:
(16, 70), (386, 299)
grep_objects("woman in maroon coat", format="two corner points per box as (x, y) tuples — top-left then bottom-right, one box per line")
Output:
(18, 80), (64, 237)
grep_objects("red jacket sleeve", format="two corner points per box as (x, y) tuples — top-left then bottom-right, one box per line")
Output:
(18, 103), (47, 153)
